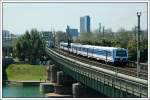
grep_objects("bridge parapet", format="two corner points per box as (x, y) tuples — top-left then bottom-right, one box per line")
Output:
(46, 47), (148, 98)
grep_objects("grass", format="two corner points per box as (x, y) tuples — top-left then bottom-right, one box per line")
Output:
(6, 64), (47, 81)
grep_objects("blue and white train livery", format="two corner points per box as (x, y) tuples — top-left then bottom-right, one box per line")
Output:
(60, 42), (128, 65)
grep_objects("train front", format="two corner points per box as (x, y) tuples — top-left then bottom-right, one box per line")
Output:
(114, 49), (128, 65)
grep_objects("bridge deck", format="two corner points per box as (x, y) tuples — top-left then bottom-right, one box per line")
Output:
(46, 47), (148, 98)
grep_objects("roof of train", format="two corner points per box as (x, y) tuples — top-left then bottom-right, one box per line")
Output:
(60, 42), (127, 50)
(71, 43), (125, 50)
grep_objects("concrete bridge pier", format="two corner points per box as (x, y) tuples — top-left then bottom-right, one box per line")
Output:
(72, 82), (106, 98)
(47, 65), (51, 81)
(45, 71), (74, 97)
(54, 71), (76, 95)
(72, 83), (87, 98)
(47, 60), (53, 81)
(57, 71), (76, 85)
(57, 71), (64, 85)
(50, 64), (59, 83)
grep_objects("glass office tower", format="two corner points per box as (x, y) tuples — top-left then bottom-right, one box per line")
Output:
(80, 15), (90, 33)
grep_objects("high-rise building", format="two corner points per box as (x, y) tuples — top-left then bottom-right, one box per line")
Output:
(80, 15), (90, 33)
(66, 26), (79, 38)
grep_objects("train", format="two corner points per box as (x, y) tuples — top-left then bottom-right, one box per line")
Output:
(59, 42), (128, 65)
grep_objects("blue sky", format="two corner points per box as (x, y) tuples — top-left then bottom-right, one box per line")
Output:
(3, 3), (147, 34)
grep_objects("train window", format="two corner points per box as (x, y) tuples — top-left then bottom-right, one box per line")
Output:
(82, 48), (84, 51)
(89, 48), (93, 53)
(116, 50), (127, 57)
(95, 50), (104, 55)
(83, 48), (85, 51)
(76, 47), (78, 50)
(83, 48), (87, 52)
(107, 52), (111, 57)
(77, 47), (80, 50)
(95, 50), (111, 57)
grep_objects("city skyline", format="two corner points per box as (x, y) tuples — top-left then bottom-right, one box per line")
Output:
(3, 3), (148, 35)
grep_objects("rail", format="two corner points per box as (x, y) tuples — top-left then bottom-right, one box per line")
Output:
(46, 47), (148, 98)
(54, 48), (147, 79)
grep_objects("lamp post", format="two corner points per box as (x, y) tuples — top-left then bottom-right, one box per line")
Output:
(137, 12), (141, 78)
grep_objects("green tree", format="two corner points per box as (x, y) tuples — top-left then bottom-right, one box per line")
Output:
(79, 32), (95, 44)
(140, 39), (148, 62)
(13, 29), (46, 64)
(115, 28), (129, 48)
(127, 40), (137, 61)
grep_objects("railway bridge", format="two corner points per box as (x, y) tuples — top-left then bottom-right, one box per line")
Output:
(45, 47), (148, 98)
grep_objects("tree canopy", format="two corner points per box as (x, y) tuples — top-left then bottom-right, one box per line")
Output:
(13, 29), (46, 64)
(73, 28), (148, 62)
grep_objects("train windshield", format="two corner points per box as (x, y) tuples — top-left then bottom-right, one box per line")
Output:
(116, 50), (127, 57)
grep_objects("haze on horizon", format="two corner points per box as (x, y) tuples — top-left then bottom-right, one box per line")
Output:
(3, 2), (148, 35)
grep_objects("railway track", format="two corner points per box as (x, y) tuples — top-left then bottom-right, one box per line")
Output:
(53, 48), (148, 80)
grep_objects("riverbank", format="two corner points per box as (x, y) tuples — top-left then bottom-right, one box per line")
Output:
(5, 64), (47, 81)
(3, 63), (48, 97)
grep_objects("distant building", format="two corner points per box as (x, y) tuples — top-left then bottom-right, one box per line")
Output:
(66, 26), (79, 38)
(41, 31), (53, 41)
(80, 15), (90, 33)
(2, 30), (16, 42)
(2, 30), (16, 57)
(41, 31), (54, 47)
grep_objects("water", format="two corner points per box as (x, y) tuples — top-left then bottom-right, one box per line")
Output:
(2, 84), (45, 98)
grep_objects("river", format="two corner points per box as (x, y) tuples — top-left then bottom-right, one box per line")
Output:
(2, 84), (45, 98)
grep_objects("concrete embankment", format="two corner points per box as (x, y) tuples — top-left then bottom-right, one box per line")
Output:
(3, 80), (47, 86)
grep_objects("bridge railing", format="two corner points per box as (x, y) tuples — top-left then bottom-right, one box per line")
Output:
(128, 60), (148, 70)
(55, 48), (147, 80)
(67, 57), (147, 98)
(46, 47), (148, 98)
